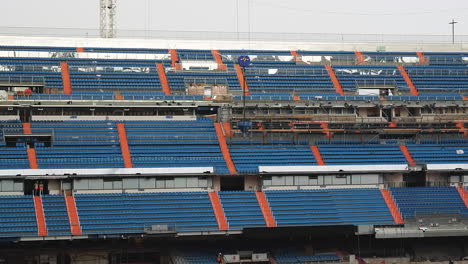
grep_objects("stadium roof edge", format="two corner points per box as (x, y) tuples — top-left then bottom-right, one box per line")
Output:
(0, 35), (468, 53)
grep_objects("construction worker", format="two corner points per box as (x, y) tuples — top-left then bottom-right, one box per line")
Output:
(33, 182), (39, 196)
(39, 183), (44, 196)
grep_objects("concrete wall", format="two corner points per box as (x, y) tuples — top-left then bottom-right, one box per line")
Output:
(69, 251), (108, 264)
(384, 173), (404, 185)
(244, 175), (258, 191)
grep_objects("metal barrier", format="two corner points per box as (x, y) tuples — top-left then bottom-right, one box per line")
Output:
(0, 76), (45, 86)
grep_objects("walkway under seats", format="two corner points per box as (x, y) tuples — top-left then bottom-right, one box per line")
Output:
(125, 118), (229, 173)
(390, 187), (468, 219)
(229, 144), (319, 173)
(218, 191), (266, 229)
(317, 144), (408, 165)
(406, 144), (468, 164)
(31, 121), (124, 169)
(265, 188), (394, 227)
(41, 195), (71, 236)
(74, 192), (219, 234)
(0, 195), (37, 237)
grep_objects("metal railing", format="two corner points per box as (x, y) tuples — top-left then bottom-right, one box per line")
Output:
(0, 76), (45, 86)
(69, 66), (152, 73)
(1, 27), (468, 44)
(0, 65), (60, 72)
(355, 79), (397, 88)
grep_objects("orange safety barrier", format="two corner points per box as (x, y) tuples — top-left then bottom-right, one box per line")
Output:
(33, 196), (48, 236)
(399, 145), (416, 166)
(214, 123), (237, 174)
(388, 121), (397, 128)
(169, 49), (181, 70)
(319, 122), (332, 139)
(208, 191), (229, 230)
(65, 195), (82, 235)
(222, 122), (233, 138)
(211, 50), (227, 71)
(397, 66), (419, 96)
(234, 64), (250, 95)
(255, 191), (276, 227)
(156, 63), (171, 95)
(116, 123), (133, 168)
(324, 65), (344, 96)
(380, 189), (404, 224)
(114, 94), (124, 100)
(60, 62), (72, 95)
(354, 51), (365, 64)
(416, 52), (427, 65)
(7, 95), (14, 100)
(27, 148), (38, 169)
(76, 47), (85, 53)
(23, 122), (32, 134)
(455, 121), (468, 137)
(293, 95), (300, 101)
(456, 186), (468, 208)
(310, 145), (325, 166)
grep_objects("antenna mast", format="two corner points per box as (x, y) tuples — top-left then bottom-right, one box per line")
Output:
(100, 0), (117, 38)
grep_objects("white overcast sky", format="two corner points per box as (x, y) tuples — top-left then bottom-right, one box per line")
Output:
(2, 0), (468, 35)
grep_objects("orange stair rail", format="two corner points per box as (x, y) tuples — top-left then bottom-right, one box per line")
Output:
(456, 186), (468, 208)
(399, 145), (416, 166)
(76, 47), (85, 53)
(234, 64), (250, 95)
(324, 65), (344, 96)
(397, 66), (419, 96)
(416, 52), (427, 65)
(208, 191), (229, 230)
(380, 189), (404, 224)
(27, 148), (39, 169)
(33, 196), (48, 236)
(222, 122), (233, 138)
(23, 122), (32, 134)
(354, 51), (365, 64)
(214, 123), (237, 174)
(255, 191), (276, 227)
(169, 49), (181, 70)
(60, 61), (72, 95)
(116, 123), (133, 168)
(64, 195), (82, 235)
(310, 145), (325, 166)
(156, 64), (171, 95)
(211, 50), (227, 71)
(293, 95), (300, 101)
